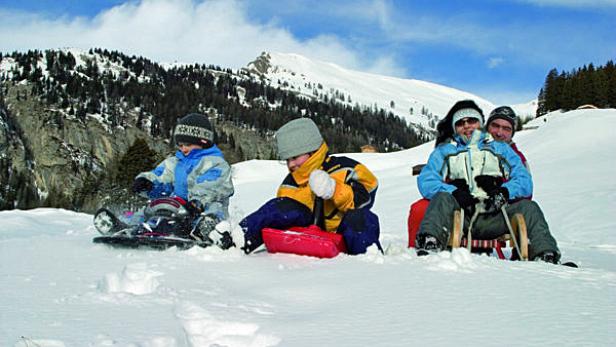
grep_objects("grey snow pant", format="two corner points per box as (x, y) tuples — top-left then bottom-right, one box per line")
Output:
(417, 192), (560, 260)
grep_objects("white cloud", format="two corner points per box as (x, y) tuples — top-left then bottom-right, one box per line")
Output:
(0, 0), (406, 75)
(488, 57), (505, 69)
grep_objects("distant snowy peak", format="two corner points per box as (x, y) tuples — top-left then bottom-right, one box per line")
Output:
(511, 99), (538, 121)
(244, 51), (274, 75)
(244, 51), (494, 130)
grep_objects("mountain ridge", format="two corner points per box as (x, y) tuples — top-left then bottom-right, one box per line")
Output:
(1, 48), (433, 210)
(244, 51), (496, 128)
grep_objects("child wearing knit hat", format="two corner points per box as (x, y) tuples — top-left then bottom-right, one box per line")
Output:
(239, 117), (382, 255)
(131, 113), (235, 248)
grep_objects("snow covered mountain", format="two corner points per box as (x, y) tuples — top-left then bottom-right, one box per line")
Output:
(2, 108), (615, 346)
(245, 52), (496, 130)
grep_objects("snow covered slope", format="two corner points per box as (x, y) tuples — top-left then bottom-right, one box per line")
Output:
(2, 109), (615, 346)
(512, 98), (539, 121)
(245, 52), (495, 131)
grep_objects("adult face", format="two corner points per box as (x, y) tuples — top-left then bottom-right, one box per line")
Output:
(286, 153), (311, 172)
(454, 117), (481, 139)
(487, 118), (514, 143)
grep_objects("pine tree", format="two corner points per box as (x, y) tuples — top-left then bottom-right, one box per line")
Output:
(114, 138), (160, 186)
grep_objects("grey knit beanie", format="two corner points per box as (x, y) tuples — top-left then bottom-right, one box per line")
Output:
(275, 118), (323, 160)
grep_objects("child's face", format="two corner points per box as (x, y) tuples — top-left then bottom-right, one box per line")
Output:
(178, 142), (202, 156)
(286, 153), (311, 172)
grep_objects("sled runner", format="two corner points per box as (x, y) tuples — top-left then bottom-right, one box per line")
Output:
(261, 198), (347, 258)
(93, 233), (209, 250)
(92, 197), (218, 251)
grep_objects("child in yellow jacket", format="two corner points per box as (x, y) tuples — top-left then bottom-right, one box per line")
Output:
(240, 118), (382, 255)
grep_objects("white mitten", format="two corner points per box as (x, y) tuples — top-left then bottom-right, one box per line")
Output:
(309, 170), (336, 199)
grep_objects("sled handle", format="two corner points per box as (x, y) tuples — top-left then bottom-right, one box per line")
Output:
(313, 197), (326, 230)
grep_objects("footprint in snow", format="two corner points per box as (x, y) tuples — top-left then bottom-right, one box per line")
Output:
(98, 262), (164, 295)
(175, 301), (281, 347)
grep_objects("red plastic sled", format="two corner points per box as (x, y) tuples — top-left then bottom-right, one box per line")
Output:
(407, 198), (430, 248)
(262, 225), (347, 258)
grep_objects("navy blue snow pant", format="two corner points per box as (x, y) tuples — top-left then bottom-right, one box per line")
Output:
(240, 197), (382, 255)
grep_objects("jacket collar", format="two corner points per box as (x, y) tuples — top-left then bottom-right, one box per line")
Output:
(175, 144), (223, 160)
(291, 142), (329, 185)
(453, 130), (492, 147)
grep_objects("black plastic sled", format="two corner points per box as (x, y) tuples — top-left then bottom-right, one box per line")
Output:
(92, 204), (211, 251)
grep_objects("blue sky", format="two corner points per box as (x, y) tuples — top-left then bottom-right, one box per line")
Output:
(1, 0), (614, 104)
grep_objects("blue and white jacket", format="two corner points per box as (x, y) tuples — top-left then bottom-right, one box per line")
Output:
(136, 145), (234, 219)
(418, 130), (532, 201)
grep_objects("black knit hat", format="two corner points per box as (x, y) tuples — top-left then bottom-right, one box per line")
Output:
(173, 113), (214, 146)
(487, 106), (517, 135)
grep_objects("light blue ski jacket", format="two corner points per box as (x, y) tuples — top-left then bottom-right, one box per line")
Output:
(418, 130), (532, 201)
(136, 145), (234, 219)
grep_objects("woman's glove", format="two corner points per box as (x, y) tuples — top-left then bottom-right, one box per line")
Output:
(452, 188), (478, 215)
(487, 187), (509, 211)
(309, 170), (336, 199)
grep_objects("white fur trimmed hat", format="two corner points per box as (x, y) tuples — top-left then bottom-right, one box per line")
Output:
(275, 118), (323, 160)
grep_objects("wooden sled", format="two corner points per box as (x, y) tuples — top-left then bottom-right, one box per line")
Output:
(448, 210), (529, 261)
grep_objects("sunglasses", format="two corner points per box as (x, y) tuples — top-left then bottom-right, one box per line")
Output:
(455, 118), (480, 127)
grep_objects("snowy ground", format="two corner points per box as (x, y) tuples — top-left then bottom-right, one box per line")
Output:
(2, 109), (615, 346)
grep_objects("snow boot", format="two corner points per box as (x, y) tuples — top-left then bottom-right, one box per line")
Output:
(416, 235), (441, 256)
(190, 215), (235, 249)
(211, 221), (236, 250)
(533, 251), (558, 264)
(93, 208), (129, 235)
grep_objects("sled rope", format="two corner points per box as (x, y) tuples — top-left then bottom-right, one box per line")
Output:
(465, 208), (480, 252)
(501, 205), (522, 259)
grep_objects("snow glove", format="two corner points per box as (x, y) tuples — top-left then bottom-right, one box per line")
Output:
(132, 177), (153, 193)
(474, 175), (509, 211)
(474, 175), (502, 193)
(486, 187), (509, 211)
(452, 188), (477, 216)
(185, 199), (204, 217)
(309, 170), (336, 200)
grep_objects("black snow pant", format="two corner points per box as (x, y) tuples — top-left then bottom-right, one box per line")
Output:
(416, 192), (560, 261)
